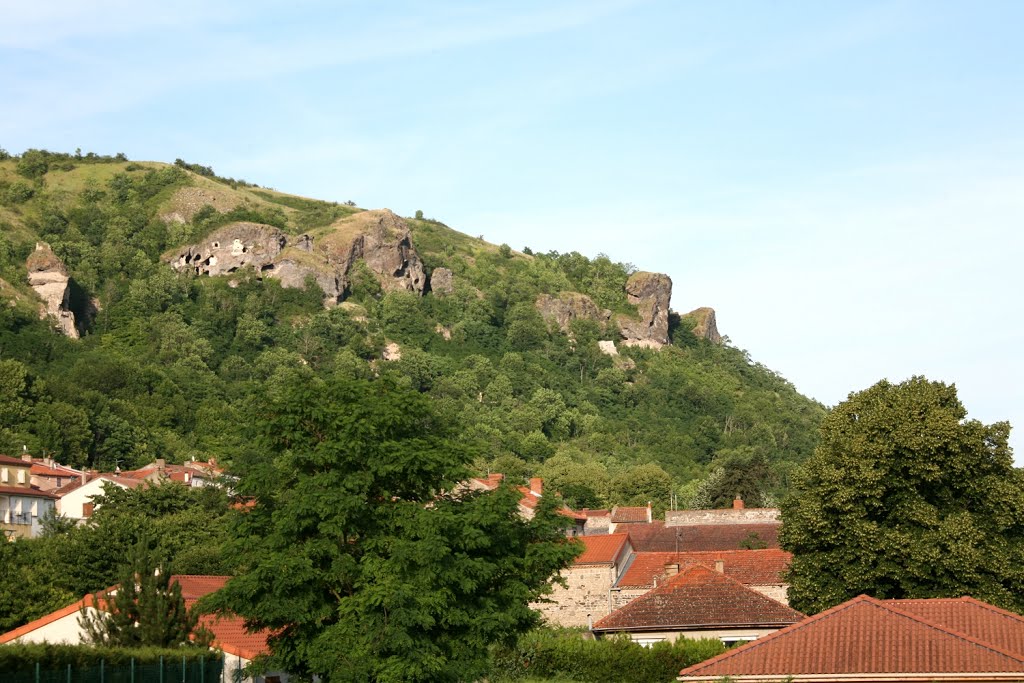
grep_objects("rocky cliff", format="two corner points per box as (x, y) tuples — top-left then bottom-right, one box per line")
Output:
(26, 243), (78, 338)
(167, 209), (428, 304)
(616, 271), (672, 347)
(684, 307), (722, 344)
(535, 292), (610, 333)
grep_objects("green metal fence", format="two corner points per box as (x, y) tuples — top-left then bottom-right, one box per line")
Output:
(2, 654), (224, 683)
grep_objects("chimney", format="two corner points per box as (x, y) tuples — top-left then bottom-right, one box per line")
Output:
(80, 471), (88, 485)
(715, 560), (725, 573)
(156, 458), (166, 472)
(21, 453), (32, 462)
(733, 495), (744, 510)
(646, 501), (652, 522)
(529, 477), (543, 496)
(664, 562), (680, 576)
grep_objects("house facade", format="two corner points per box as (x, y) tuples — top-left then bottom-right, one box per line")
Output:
(0, 454), (58, 538)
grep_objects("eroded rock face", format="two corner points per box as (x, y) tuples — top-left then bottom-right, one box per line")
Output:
(617, 271), (672, 347)
(535, 292), (611, 333)
(167, 210), (427, 304)
(26, 243), (78, 338)
(172, 223), (286, 276)
(685, 307), (722, 344)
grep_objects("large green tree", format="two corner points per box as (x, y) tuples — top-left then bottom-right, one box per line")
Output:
(781, 376), (1024, 614)
(206, 375), (579, 682)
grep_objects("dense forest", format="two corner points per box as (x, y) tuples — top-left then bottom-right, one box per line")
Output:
(0, 148), (825, 514)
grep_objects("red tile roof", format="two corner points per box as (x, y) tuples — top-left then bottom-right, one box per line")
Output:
(0, 454), (31, 467)
(616, 549), (792, 588)
(30, 463), (80, 477)
(0, 484), (59, 499)
(594, 564), (803, 632)
(678, 595), (1024, 681)
(170, 575), (271, 661)
(575, 533), (630, 565)
(611, 506), (650, 523)
(627, 522), (780, 552)
(52, 473), (147, 497)
(890, 597), (1024, 658)
(581, 508), (610, 517)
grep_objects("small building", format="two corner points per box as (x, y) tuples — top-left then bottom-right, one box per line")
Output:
(592, 563), (803, 647)
(0, 454), (58, 538)
(677, 594), (1024, 683)
(535, 533), (633, 628)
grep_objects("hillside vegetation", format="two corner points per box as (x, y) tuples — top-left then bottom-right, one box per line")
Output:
(0, 148), (825, 510)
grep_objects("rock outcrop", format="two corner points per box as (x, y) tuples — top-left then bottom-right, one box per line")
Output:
(616, 271), (672, 347)
(167, 210), (426, 304)
(535, 292), (611, 333)
(430, 267), (454, 295)
(26, 243), (78, 338)
(684, 307), (722, 344)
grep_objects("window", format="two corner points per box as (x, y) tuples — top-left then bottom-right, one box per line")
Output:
(83, 502), (95, 518)
(1, 467), (7, 483)
(17, 468), (26, 484)
(721, 635), (758, 648)
(634, 637), (666, 648)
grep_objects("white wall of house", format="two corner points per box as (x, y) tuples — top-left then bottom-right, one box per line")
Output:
(8, 607), (95, 644)
(57, 478), (128, 522)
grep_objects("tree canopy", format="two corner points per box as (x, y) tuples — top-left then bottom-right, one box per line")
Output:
(781, 376), (1024, 614)
(206, 375), (580, 682)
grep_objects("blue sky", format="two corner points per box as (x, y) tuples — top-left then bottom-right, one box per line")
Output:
(3, 1), (1022, 458)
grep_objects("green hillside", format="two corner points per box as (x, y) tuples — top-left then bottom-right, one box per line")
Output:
(0, 148), (825, 509)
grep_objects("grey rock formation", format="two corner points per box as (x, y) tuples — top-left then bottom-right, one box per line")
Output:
(430, 267), (454, 295)
(684, 307), (722, 344)
(616, 271), (672, 347)
(172, 223), (286, 276)
(535, 292), (610, 332)
(26, 243), (78, 338)
(168, 210), (427, 304)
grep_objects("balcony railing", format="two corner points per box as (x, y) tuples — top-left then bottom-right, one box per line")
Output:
(2, 511), (32, 525)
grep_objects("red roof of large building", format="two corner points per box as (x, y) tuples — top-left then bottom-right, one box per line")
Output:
(616, 549), (792, 588)
(594, 564), (803, 632)
(0, 454), (31, 467)
(52, 473), (147, 497)
(626, 522), (780, 552)
(677, 595), (1024, 681)
(574, 533), (631, 565)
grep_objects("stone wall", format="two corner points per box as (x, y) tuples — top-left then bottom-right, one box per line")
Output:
(664, 508), (781, 526)
(534, 564), (619, 628)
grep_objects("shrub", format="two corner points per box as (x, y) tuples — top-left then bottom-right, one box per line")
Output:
(490, 628), (725, 683)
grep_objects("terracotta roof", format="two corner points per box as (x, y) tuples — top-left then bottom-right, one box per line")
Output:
(890, 597), (1024, 658)
(0, 454), (31, 467)
(170, 575), (270, 661)
(611, 506), (650, 523)
(52, 473), (149, 497)
(678, 595), (1024, 681)
(0, 484), (59, 499)
(615, 549), (792, 588)
(575, 533), (630, 564)
(581, 508), (610, 518)
(627, 522), (780, 552)
(30, 463), (80, 477)
(594, 563), (803, 632)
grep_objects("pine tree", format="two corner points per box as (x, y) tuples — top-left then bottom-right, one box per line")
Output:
(79, 539), (210, 648)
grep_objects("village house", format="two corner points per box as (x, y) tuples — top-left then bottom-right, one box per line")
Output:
(0, 575), (285, 683)
(0, 454), (58, 539)
(535, 533), (633, 628)
(54, 472), (147, 523)
(677, 594), (1024, 683)
(593, 563), (803, 646)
